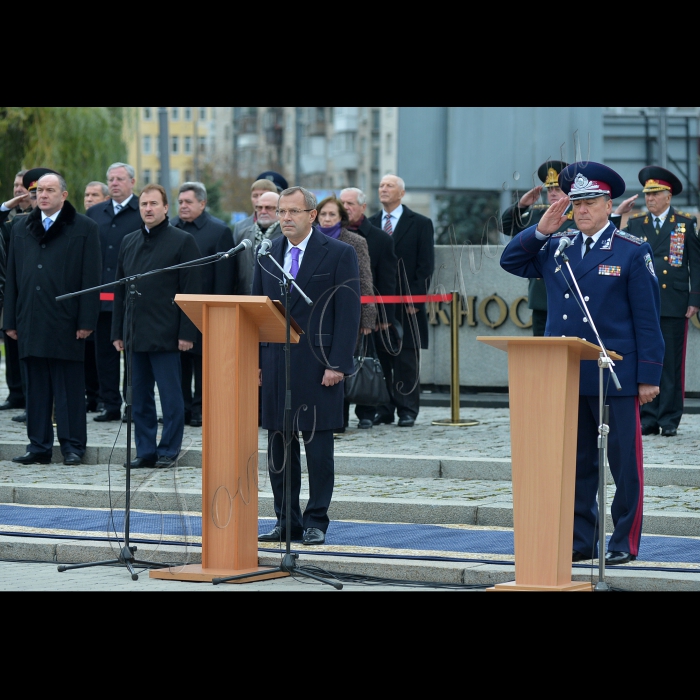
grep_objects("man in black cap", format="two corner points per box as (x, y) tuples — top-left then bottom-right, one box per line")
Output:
(614, 167), (700, 437)
(501, 160), (576, 335)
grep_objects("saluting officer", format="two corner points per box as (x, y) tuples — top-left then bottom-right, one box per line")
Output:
(501, 161), (665, 565)
(501, 160), (576, 335)
(615, 167), (700, 437)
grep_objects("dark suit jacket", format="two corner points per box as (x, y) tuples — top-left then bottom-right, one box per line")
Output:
(369, 205), (434, 349)
(86, 195), (143, 312)
(623, 206), (700, 318)
(252, 227), (361, 431)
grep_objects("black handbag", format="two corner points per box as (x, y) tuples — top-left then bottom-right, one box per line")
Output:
(344, 336), (390, 406)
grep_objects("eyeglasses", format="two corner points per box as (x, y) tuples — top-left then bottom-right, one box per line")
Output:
(255, 205), (277, 211)
(275, 208), (314, 217)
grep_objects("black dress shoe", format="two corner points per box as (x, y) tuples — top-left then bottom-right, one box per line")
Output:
(373, 414), (394, 425)
(190, 414), (202, 427)
(661, 427), (677, 437)
(12, 451), (51, 465)
(397, 416), (415, 427)
(358, 419), (373, 429)
(0, 399), (23, 410)
(12, 411), (27, 423)
(641, 424), (660, 436)
(572, 550), (592, 562)
(258, 526), (304, 542)
(93, 409), (121, 422)
(155, 456), (177, 468)
(303, 527), (326, 545)
(63, 453), (82, 466)
(124, 457), (156, 469)
(605, 551), (635, 565)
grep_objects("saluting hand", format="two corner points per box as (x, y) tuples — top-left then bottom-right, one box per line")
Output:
(536, 195), (571, 235)
(2, 193), (30, 210)
(518, 186), (543, 208)
(614, 194), (638, 215)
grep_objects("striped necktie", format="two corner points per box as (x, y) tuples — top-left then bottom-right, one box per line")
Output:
(384, 214), (393, 235)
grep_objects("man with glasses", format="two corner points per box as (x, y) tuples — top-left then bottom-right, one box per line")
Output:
(254, 186), (361, 546)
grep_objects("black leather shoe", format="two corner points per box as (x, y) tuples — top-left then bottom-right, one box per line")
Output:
(63, 453), (82, 466)
(661, 427), (677, 437)
(398, 416), (415, 427)
(12, 411), (27, 423)
(124, 457), (156, 469)
(258, 526), (304, 542)
(190, 414), (202, 427)
(605, 551), (635, 565)
(93, 409), (121, 422)
(373, 414), (394, 425)
(572, 550), (592, 562)
(12, 451), (51, 465)
(358, 419), (373, 429)
(155, 456), (177, 468)
(641, 424), (660, 436)
(0, 399), (23, 410)
(303, 527), (326, 545)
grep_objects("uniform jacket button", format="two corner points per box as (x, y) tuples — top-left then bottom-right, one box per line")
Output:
(563, 314), (567, 320)
(564, 293), (569, 299)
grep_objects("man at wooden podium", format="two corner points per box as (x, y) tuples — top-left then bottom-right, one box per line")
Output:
(253, 186), (361, 546)
(501, 162), (664, 566)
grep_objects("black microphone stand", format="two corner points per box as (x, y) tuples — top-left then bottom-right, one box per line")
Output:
(214, 249), (342, 589)
(56, 245), (249, 580)
(557, 248), (620, 591)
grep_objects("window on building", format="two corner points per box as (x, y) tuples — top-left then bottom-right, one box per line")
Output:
(198, 136), (206, 153)
(171, 107), (179, 121)
(184, 136), (192, 154)
(184, 107), (192, 121)
(171, 135), (179, 154)
(143, 169), (152, 184)
(199, 107), (206, 120)
(372, 146), (380, 169)
(143, 134), (152, 154)
(386, 133), (393, 156)
(372, 109), (380, 131)
(184, 170), (192, 183)
(143, 107), (152, 120)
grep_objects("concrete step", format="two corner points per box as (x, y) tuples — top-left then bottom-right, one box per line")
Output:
(1, 534), (698, 592)
(2, 441), (699, 487)
(3, 483), (700, 539)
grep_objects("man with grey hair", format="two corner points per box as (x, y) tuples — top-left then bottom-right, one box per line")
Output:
(84, 181), (109, 210)
(172, 181), (236, 426)
(368, 174), (435, 428)
(86, 162), (142, 422)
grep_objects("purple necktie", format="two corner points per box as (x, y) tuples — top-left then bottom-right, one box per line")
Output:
(290, 247), (300, 278)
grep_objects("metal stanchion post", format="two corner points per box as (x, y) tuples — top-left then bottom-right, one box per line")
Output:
(432, 292), (479, 428)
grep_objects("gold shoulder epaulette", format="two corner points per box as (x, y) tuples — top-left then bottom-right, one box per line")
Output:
(614, 230), (644, 245)
(532, 204), (548, 209)
(630, 212), (646, 219)
(675, 210), (697, 220)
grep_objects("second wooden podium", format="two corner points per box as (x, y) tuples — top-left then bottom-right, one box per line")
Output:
(150, 295), (298, 583)
(478, 336), (620, 592)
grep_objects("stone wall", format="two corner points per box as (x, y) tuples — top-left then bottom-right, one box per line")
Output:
(419, 245), (700, 393)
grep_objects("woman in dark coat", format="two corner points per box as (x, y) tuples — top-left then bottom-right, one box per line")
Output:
(316, 196), (376, 431)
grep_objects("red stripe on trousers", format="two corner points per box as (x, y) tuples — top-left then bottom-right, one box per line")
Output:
(629, 406), (644, 556)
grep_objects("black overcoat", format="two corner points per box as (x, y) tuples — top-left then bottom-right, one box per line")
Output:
(111, 218), (201, 352)
(3, 201), (101, 361)
(368, 205), (434, 349)
(252, 227), (361, 431)
(86, 195), (142, 312)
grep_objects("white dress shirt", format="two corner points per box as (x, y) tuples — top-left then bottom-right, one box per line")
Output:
(382, 204), (404, 232)
(114, 194), (133, 215)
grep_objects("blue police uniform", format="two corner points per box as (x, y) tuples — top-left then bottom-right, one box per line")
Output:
(500, 162), (665, 561)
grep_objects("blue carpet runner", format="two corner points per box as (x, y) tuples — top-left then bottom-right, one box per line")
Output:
(1, 503), (700, 564)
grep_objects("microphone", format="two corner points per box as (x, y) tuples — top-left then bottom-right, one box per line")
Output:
(257, 238), (273, 258)
(554, 236), (572, 258)
(222, 239), (252, 258)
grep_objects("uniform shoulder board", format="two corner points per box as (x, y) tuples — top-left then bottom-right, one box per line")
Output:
(532, 204), (548, 210)
(551, 229), (579, 239)
(675, 210), (697, 220)
(629, 212), (646, 219)
(614, 230), (644, 245)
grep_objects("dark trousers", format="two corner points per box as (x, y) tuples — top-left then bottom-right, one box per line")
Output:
(132, 351), (184, 460)
(376, 344), (421, 420)
(574, 394), (644, 558)
(24, 357), (87, 457)
(181, 351), (202, 417)
(531, 309), (547, 337)
(267, 428), (334, 534)
(95, 311), (123, 412)
(84, 337), (100, 408)
(640, 316), (686, 432)
(4, 334), (25, 405)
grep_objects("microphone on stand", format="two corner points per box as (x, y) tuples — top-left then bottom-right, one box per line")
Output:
(221, 239), (252, 258)
(257, 239), (273, 258)
(554, 236), (573, 258)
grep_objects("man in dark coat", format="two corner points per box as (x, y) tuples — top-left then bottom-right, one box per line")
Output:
(340, 187), (398, 428)
(254, 186), (361, 546)
(614, 166), (700, 437)
(86, 162), (142, 422)
(368, 175), (434, 427)
(172, 181), (236, 426)
(111, 184), (201, 469)
(4, 172), (101, 465)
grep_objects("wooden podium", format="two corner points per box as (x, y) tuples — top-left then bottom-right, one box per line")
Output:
(477, 337), (620, 592)
(150, 295), (299, 584)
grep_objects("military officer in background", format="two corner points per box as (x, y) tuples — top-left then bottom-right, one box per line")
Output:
(614, 166), (700, 437)
(501, 160), (576, 335)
